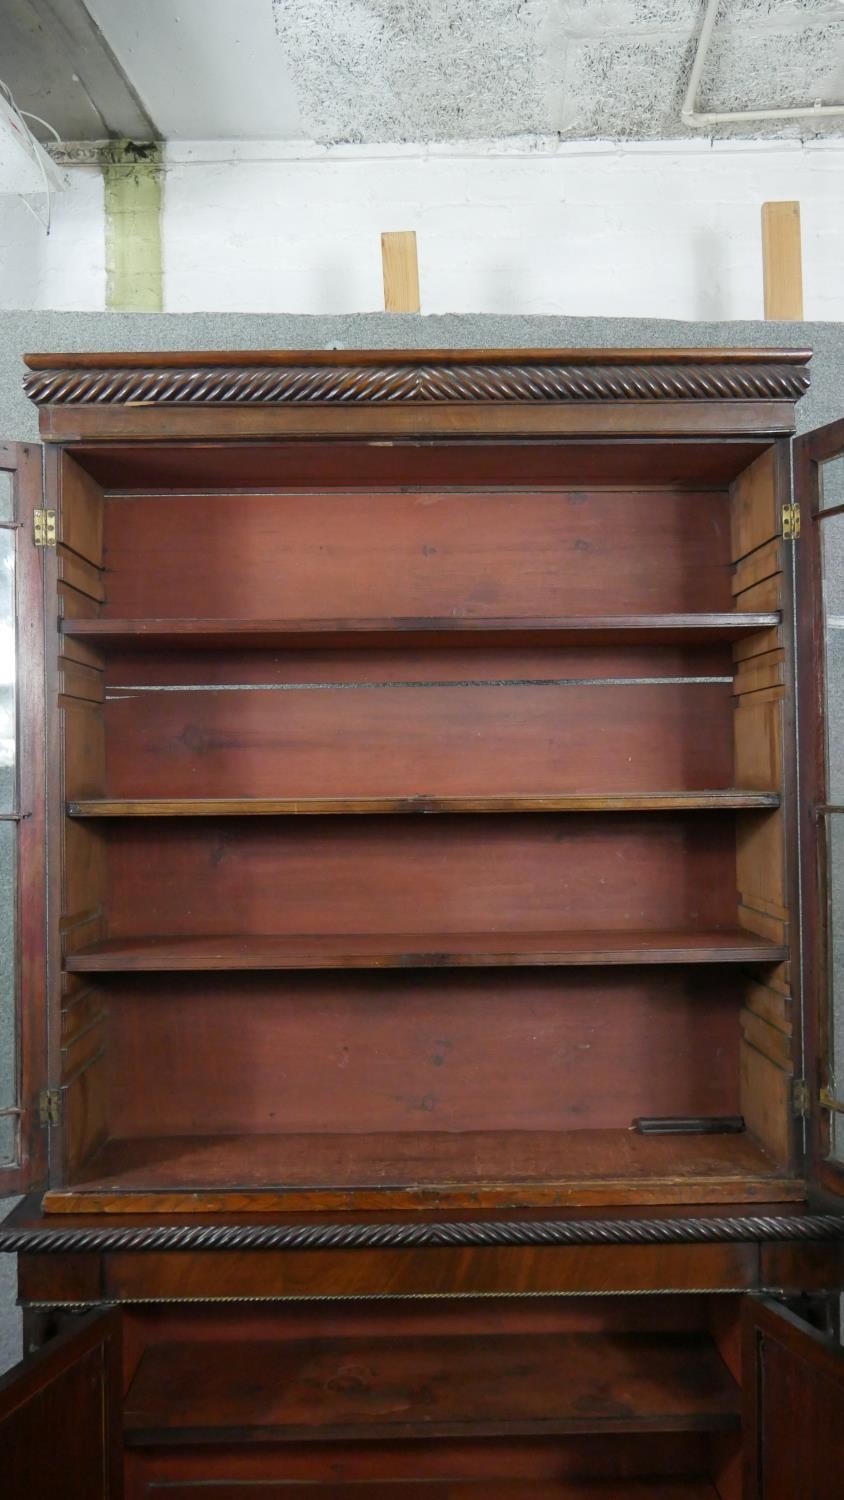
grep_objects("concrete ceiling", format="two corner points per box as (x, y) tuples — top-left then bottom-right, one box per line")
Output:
(1, 0), (843, 143)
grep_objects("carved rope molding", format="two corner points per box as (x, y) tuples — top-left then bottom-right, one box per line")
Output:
(23, 361), (812, 408)
(2, 1213), (844, 1254)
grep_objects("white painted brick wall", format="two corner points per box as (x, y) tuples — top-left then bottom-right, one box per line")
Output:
(0, 136), (842, 316)
(0, 167), (106, 311)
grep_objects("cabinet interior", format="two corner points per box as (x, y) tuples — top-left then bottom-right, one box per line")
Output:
(47, 435), (800, 1212)
(119, 1294), (743, 1499)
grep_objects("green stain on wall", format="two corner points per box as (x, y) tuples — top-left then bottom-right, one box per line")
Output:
(103, 140), (163, 311)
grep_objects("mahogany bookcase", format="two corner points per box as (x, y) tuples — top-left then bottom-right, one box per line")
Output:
(2, 346), (844, 1498)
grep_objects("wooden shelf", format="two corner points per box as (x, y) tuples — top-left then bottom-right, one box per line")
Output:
(42, 1129), (803, 1212)
(64, 928), (787, 972)
(111, 1486), (717, 1500)
(67, 790), (780, 817)
(113, 1487), (718, 1500)
(122, 1330), (740, 1445)
(61, 612), (779, 650)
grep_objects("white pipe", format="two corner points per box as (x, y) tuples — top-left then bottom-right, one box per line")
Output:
(681, 0), (844, 128)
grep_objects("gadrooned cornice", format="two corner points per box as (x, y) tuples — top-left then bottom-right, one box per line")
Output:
(23, 357), (812, 408)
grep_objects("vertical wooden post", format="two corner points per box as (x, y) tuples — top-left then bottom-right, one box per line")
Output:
(381, 231), (421, 312)
(761, 202), (804, 319)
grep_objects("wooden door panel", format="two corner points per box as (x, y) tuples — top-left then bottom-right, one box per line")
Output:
(0, 440), (47, 1196)
(794, 420), (844, 1196)
(743, 1296), (844, 1498)
(0, 1308), (122, 1499)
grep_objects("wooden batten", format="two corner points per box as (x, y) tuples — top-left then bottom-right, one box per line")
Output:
(62, 1050), (109, 1176)
(733, 573), (783, 613)
(59, 452), (104, 566)
(731, 539), (783, 596)
(762, 201), (804, 321)
(731, 683), (787, 708)
(741, 1008), (792, 1070)
(733, 627), (782, 663)
(738, 904), (788, 947)
(739, 891), (789, 924)
(744, 978), (793, 1036)
(730, 447), (778, 561)
(754, 960), (791, 998)
(59, 632), (105, 672)
(61, 986), (108, 1046)
(737, 813), (787, 915)
(60, 912), (106, 962)
(61, 1007), (106, 1080)
(381, 230), (421, 313)
(740, 1041), (794, 1167)
(734, 698), (783, 789)
(58, 659), (104, 705)
(732, 648), (785, 696)
(62, 820), (106, 920)
(58, 579), (99, 621)
(57, 546), (104, 603)
(62, 698), (105, 799)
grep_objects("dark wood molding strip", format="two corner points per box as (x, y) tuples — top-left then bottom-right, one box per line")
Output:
(23, 347), (814, 370)
(23, 357), (812, 408)
(2, 1212), (843, 1254)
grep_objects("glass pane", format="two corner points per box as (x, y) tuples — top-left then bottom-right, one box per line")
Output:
(829, 816), (844, 1162)
(0, 469), (12, 524)
(0, 527), (15, 815)
(821, 507), (844, 805)
(0, 820), (16, 1166)
(820, 454), (844, 512)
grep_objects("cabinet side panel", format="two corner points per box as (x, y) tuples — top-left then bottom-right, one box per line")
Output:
(52, 453), (108, 1184)
(731, 445), (798, 1172)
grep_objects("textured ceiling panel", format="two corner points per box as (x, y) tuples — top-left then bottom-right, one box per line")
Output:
(2, 0), (843, 142)
(277, 0), (844, 141)
(697, 14), (844, 112)
(543, 0), (844, 138)
(277, 0), (544, 142)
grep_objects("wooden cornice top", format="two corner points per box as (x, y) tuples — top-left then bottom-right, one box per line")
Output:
(24, 347), (813, 370)
(23, 346), (812, 408)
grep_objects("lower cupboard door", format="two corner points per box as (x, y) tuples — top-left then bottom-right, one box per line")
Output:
(0, 1307), (123, 1499)
(743, 1294), (844, 1499)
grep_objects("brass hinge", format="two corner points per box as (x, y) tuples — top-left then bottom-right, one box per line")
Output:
(38, 1088), (62, 1126)
(33, 508), (57, 548)
(781, 502), (801, 540)
(792, 1078), (811, 1117)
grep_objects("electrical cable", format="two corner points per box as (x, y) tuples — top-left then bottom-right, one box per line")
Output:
(0, 77), (61, 232)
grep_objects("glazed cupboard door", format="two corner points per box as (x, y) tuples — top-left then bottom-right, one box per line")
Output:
(743, 1296), (844, 1498)
(796, 420), (844, 1196)
(0, 1308), (122, 1498)
(0, 442), (47, 1196)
